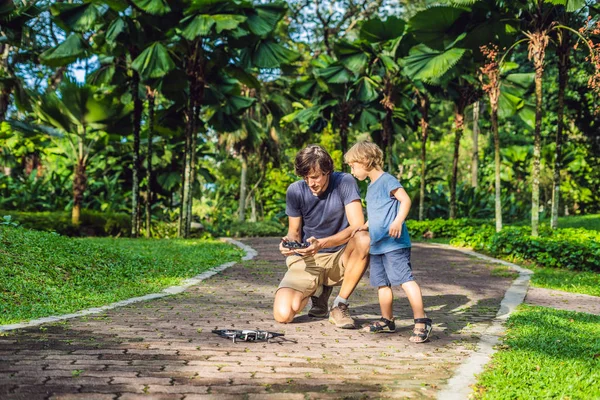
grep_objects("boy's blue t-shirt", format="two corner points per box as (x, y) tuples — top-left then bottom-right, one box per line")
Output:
(286, 172), (361, 253)
(366, 172), (411, 255)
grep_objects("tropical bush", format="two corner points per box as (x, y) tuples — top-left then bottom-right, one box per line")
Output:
(213, 220), (286, 238)
(410, 218), (600, 272)
(0, 210), (131, 237)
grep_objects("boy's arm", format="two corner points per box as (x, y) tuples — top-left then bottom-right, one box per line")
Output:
(389, 187), (411, 239)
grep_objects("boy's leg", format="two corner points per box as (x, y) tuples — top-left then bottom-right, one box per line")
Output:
(378, 286), (394, 320)
(401, 281), (427, 323)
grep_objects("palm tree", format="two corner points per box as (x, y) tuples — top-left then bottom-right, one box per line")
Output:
(512, 0), (594, 235)
(480, 44), (534, 232)
(167, 1), (298, 237)
(32, 81), (128, 225)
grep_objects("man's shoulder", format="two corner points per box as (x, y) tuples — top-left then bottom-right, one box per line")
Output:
(333, 172), (356, 185)
(287, 179), (305, 192)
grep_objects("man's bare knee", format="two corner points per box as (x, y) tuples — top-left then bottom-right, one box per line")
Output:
(350, 231), (370, 254)
(273, 305), (295, 323)
(273, 288), (302, 323)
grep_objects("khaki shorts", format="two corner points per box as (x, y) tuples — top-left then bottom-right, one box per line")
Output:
(278, 247), (346, 298)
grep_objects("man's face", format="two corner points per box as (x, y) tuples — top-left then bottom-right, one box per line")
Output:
(304, 167), (330, 196)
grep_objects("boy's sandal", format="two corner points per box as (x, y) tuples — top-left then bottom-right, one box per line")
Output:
(363, 317), (396, 333)
(410, 318), (432, 343)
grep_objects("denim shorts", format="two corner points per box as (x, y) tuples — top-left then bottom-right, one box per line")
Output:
(369, 247), (414, 287)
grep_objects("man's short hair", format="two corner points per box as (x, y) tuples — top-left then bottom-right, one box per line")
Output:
(295, 145), (334, 177)
(344, 141), (384, 171)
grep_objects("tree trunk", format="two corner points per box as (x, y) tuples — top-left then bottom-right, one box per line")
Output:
(179, 99), (194, 238)
(383, 109), (394, 173)
(530, 31), (547, 237)
(491, 103), (502, 232)
(238, 154), (248, 222)
(72, 155), (87, 226)
(471, 101), (480, 188)
(418, 94), (429, 221)
(145, 89), (155, 238)
(0, 44), (12, 122)
(551, 38), (570, 230)
(250, 195), (257, 223)
(131, 72), (143, 238)
(179, 43), (205, 238)
(450, 104), (465, 220)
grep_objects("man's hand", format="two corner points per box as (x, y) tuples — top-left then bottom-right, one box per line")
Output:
(294, 236), (323, 256)
(389, 220), (403, 238)
(351, 224), (368, 238)
(279, 236), (298, 256)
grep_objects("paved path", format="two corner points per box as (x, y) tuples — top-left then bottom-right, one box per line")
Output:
(0, 238), (525, 399)
(524, 287), (600, 315)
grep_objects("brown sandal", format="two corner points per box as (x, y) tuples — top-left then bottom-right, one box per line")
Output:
(410, 318), (432, 343)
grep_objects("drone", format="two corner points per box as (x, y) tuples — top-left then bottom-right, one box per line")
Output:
(212, 329), (285, 343)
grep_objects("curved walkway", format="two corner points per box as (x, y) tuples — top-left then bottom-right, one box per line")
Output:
(0, 237), (593, 399)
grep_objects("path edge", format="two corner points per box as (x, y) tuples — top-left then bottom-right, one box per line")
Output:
(0, 238), (256, 333)
(432, 244), (533, 400)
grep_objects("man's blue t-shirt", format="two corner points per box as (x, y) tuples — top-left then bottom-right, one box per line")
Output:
(286, 172), (361, 253)
(366, 172), (411, 255)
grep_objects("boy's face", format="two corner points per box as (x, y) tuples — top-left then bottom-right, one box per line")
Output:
(304, 167), (330, 196)
(349, 162), (369, 181)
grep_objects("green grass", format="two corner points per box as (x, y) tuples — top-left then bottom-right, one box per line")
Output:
(473, 305), (600, 399)
(554, 214), (600, 231)
(0, 226), (243, 325)
(529, 266), (600, 297)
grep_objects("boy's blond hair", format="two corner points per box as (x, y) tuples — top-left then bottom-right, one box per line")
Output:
(344, 141), (384, 171)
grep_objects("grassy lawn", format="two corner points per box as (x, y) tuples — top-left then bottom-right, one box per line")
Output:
(530, 266), (600, 297)
(0, 226), (243, 325)
(473, 305), (600, 399)
(553, 214), (600, 231)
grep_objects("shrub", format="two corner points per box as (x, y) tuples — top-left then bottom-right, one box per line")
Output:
(0, 210), (131, 237)
(407, 218), (491, 239)
(215, 220), (286, 238)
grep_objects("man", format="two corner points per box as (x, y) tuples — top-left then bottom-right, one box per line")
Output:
(273, 145), (370, 328)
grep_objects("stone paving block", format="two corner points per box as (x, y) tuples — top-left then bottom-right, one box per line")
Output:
(48, 376), (111, 386)
(50, 393), (117, 400)
(80, 384), (141, 393)
(2, 392), (50, 400)
(119, 394), (183, 400)
(111, 376), (173, 386)
(247, 393), (306, 400)
(147, 384), (209, 394)
(173, 377), (231, 386)
(48, 363), (109, 370)
(184, 395), (240, 400)
(11, 384), (82, 395)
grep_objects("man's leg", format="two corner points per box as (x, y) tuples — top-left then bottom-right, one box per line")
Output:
(339, 230), (370, 299)
(273, 288), (310, 323)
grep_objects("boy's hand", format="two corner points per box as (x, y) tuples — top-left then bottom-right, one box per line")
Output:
(351, 224), (368, 238)
(389, 220), (403, 238)
(295, 236), (322, 256)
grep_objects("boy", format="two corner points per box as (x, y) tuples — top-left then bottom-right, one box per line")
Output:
(344, 141), (432, 343)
